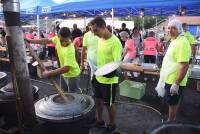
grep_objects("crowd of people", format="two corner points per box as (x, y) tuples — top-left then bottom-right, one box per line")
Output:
(0, 16), (197, 133)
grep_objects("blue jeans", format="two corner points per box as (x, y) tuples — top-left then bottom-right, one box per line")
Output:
(60, 75), (80, 93)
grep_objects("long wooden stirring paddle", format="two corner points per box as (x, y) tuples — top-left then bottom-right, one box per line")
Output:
(25, 40), (69, 103)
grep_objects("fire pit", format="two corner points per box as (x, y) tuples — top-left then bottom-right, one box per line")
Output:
(35, 93), (95, 134)
(0, 82), (39, 115)
(0, 72), (7, 89)
(149, 123), (200, 134)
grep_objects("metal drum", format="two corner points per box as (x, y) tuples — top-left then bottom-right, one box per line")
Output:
(149, 123), (200, 134)
(0, 82), (39, 115)
(190, 65), (200, 79)
(0, 72), (7, 89)
(35, 93), (95, 134)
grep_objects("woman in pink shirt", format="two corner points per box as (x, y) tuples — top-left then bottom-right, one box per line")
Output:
(120, 31), (136, 62)
(120, 31), (136, 79)
(143, 31), (158, 63)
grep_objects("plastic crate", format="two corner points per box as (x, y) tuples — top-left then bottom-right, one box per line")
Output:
(119, 80), (146, 100)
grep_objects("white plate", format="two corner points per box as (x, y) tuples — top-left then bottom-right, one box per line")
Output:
(95, 61), (121, 76)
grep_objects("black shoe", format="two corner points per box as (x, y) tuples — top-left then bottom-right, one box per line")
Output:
(106, 124), (117, 133)
(95, 120), (105, 128)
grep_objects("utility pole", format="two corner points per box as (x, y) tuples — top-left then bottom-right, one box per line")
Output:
(1, 0), (37, 130)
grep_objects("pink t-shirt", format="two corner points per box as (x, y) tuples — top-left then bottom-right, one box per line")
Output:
(47, 32), (56, 47)
(73, 37), (82, 48)
(143, 37), (158, 55)
(124, 39), (136, 60)
(25, 33), (34, 39)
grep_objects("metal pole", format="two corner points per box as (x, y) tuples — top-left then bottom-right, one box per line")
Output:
(142, 17), (144, 31)
(156, 16), (158, 27)
(111, 8), (114, 34)
(84, 16), (86, 29)
(2, 0), (37, 128)
(36, 0), (40, 39)
(37, 14), (40, 39)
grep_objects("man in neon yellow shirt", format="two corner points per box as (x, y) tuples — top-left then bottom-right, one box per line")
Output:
(81, 23), (99, 78)
(26, 27), (80, 93)
(90, 17), (122, 133)
(182, 23), (195, 59)
(162, 20), (191, 122)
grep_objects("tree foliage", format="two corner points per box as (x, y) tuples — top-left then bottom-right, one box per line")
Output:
(120, 16), (167, 29)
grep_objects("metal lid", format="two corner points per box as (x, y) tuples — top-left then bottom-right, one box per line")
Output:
(0, 72), (7, 80)
(35, 93), (94, 122)
(0, 82), (39, 100)
(95, 61), (121, 76)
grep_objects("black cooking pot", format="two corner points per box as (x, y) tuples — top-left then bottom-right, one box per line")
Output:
(0, 72), (7, 89)
(35, 93), (95, 134)
(148, 123), (200, 134)
(0, 82), (39, 115)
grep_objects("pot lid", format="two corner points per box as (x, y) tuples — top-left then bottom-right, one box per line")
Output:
(0, 72), (7, 79)
(95, 61), (121, 76)
(35, 93), (94, 122)
(0, 82), (39, 99)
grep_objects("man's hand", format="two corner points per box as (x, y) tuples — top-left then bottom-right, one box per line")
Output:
(170, 83), (179, 95)
(24, 38), (31, 43)
(41, 70), (50, 78)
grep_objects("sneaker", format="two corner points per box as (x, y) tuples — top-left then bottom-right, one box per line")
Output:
(106, 124), (117, 133)
(95, 120), (105, 127)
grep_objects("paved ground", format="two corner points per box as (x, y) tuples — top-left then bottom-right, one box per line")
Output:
(1, 71), (200, 134)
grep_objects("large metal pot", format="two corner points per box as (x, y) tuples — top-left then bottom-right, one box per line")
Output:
(190, 65), (200, 79)
(149, 123), (200, 134)
(35, 93), (95, 134)
(0, 72), (7, 89)
(0, 82), (39, 115)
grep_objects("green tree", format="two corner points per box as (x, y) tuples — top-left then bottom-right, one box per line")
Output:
(120, 16), (167, 29)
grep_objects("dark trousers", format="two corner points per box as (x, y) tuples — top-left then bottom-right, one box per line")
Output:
(144, 55), (156, 63)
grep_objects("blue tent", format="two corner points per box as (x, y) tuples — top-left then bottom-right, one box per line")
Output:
(20, 0), (200, 17)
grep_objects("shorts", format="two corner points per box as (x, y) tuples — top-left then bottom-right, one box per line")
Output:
(164, 83), (185, 105)
(93, 78), (117, 106)
(144, 55), (156, 63)
(60, 75), (80, 93)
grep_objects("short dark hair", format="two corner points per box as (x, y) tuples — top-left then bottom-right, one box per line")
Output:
(58, 27), (71, 38)
(122, 23), (126, 27)
(182, 23), (188, 30)
(133, 26), (139, 32)
(182, 23), (188, 27)
(90, 17), (106, 28)
(149, 31), (155, 37)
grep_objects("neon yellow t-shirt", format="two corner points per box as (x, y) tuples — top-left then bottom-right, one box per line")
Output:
(165, 36), (191, 86)
(52, 36), (80, 78)
(83, 31), (99, 63)
(184, 32), (195, 45)
(96, 35), (122, 84)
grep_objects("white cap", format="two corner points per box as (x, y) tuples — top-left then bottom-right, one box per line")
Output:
(168, 19), (183, 34)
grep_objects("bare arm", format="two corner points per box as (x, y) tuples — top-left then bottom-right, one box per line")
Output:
(42, 66), (69, 78)
(80, 46), (87, 71)
(122, 47), (128, 58)
(191, 45), (196, 59)
(175, 62), (189, 85)
(26, 38), (53, 45)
